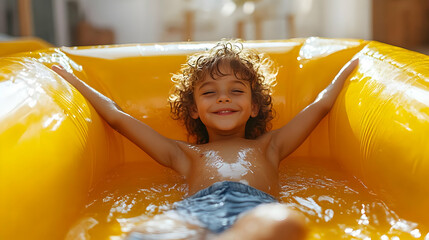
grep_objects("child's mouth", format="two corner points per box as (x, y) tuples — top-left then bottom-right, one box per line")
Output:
(215, 109), (237, 115)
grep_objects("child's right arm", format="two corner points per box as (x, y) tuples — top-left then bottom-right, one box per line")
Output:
(51, 65), (190, 176)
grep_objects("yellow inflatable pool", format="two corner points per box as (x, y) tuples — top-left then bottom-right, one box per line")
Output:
(0, 38), (428, 240)
(0, 37), (52, 57)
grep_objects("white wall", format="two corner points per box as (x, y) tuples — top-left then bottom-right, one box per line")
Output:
(52, 0), (70, 46)
(320, 0), (372, 39)
(74, 0), (372, 44)
(293, 0), (372, 40)
(79, 0), (162, 44)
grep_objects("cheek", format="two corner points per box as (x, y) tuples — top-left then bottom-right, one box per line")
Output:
(193, 98), (210, 116)
(196, 98), (209, 110)
(244, 95), (254, 108)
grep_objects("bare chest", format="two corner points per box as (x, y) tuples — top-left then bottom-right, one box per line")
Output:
(195, 146), (264, 178)
(183, 140), (279, 195)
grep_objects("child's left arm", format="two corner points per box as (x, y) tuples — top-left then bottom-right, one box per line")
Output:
(267, 58), (359, 163)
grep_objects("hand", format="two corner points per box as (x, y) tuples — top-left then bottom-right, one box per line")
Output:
(345, 58), (359, 70)
(338, 58), (359, 82)
(51, 65), (80, 86)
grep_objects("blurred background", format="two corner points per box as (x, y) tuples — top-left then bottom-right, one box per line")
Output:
(0, 0), (428, 54)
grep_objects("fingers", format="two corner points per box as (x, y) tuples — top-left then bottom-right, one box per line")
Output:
(349, 57), (359, 68)
(51, 64), (61, 70)
(338, 58), (359, 79)
(51, 64), (63, 72)
(345, 58), (359, 71)
(51, 65), (79, 85)
(51, 65), (66, 76)
(51, 65), (74, 78)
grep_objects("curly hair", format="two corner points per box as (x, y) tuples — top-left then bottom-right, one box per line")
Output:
(169, 40), (277, 144)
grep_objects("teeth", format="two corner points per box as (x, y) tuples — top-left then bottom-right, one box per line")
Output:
(218, 110), (231, 114)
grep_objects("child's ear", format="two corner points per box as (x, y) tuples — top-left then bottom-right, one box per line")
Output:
(251, 103), (259, 118)
(190, 105), (199, 119)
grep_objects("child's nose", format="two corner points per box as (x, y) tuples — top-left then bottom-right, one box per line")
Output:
(217, 94), (231, 103)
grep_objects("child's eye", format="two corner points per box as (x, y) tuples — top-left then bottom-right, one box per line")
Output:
(232, 90), (244, 93)
(202, 91), (215, 95)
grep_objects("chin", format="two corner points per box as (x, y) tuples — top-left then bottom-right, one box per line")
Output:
(216, 125), (244, 134)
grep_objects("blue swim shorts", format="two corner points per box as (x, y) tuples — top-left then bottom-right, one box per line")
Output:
(174, 181), (278, 233)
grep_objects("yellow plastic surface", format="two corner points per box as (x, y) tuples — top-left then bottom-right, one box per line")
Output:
(0, 38), (428, 239)
(0, 37), (53, 57)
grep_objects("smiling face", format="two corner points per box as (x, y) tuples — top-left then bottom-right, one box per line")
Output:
(169, 41), (277, 144)
(191, 64), (259, 141)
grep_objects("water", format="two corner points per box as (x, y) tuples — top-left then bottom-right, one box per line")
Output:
(66, 159), (428, 240)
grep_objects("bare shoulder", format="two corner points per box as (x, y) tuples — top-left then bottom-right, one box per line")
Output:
(255, 130), (275, 148)
(167, 140), (198, 177)
(175, 140), (201, 155)
(255, 130), (281, 166)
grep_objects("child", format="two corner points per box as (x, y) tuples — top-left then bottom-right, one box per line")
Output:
(52, 40), (358, 240)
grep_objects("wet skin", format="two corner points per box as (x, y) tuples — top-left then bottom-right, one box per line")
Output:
(175, 64), (280, 197)
(179, 138), (280, 196)
(170, 58), (359, 198)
